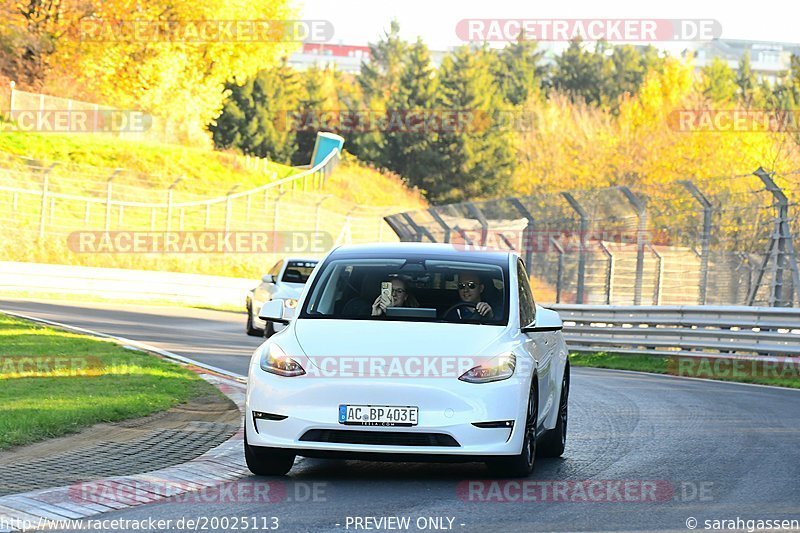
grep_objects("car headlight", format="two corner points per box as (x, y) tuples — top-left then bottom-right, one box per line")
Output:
(260, 343), (305, 377)
(459, 353), (516, 383)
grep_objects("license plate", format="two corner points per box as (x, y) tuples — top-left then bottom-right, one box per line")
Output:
(338, 404), (418, 427)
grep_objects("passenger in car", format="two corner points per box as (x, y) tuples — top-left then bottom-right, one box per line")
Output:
(371, 278), (419, 316)
(446, 271), (494, 320)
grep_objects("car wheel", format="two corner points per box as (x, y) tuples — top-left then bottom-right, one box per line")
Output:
(244, 428), (296, 476)
(487, 381), (537, 478)
(246, 301), (264, 337)
(538, 364), (569, 458)
(263, 320), (275, 339)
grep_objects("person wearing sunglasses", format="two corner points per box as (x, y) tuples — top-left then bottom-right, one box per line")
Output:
(371, 277), (419, 316)
(446, 271), (494, 320)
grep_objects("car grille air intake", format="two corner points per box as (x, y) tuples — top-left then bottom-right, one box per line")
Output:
(299, 429), (460, 447)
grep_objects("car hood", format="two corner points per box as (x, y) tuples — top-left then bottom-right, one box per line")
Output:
(293, 319), (507, 360)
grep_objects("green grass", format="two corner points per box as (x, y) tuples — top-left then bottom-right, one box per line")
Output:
(0, 313), (219, 449)
(569, 351), (800, 389)
(0, 132), (296, 196)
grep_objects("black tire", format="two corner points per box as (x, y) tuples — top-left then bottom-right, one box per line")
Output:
(538, 364), (569, 458)
(487, 381), (537, 478)
(263, 320), (275, 339)
(244, 429), (296, 476)
(245, 301), (264, 337)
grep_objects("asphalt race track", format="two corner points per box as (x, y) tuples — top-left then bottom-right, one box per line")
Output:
(3, 299), (799, 532)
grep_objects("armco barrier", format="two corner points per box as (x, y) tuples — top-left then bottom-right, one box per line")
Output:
(551, 304), (800, 357)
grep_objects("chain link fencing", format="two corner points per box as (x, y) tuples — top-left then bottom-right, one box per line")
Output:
(386, 168), (800, 307)
(0, 149), (408, 278)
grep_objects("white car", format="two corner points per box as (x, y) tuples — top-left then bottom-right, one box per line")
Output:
(245, 258), (318, 338)
(245, 243), (569, 477)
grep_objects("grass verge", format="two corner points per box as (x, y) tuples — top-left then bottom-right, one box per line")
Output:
(0, 313), (219, 450)
(569, 351), (800, 389)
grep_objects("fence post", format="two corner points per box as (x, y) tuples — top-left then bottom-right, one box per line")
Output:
(508, 199), (536, 275)
(680, 180), (713, 304)
(314, 195), (331, 234)
(598, 240), (614, 304)
(38, 163), (57, 239)
(749, 167), (800, 307)
(401, 213), (436, 242)
(105, 169), (121, 232)
(273, 190), (285, 232)
(648, 244), (663, 305)
(427, 207), (453, 243)
(9, 81), (15, 114)
(465, 202), (489, 246)
(225, 184), (240, 234)
(166, 177), (182, 233)
(617, 186), (648, 305)
(550, 237), (565, 303)
(561, 192), (589, 304)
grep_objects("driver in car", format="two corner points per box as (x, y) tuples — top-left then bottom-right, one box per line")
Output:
(446, 271), (494, 320)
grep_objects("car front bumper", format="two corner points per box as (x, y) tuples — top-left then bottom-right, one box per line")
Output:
(245, 368), (530, 457)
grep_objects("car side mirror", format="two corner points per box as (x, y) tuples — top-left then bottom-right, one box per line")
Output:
(258, 300), (289, 324)
(262, 274), (275, 283)
(521, 307), (563, 333)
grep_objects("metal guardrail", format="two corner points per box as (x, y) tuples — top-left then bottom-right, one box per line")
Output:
(551, 304), (800, 357)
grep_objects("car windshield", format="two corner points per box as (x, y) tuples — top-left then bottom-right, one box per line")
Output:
(299, 257), (508, 325)
(282, 261), (317, 283)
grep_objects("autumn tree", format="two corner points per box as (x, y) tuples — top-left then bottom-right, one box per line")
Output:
(4, 0), (296, 144)
(700, 57), (737, 102)
(210, 59), (300, 163)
